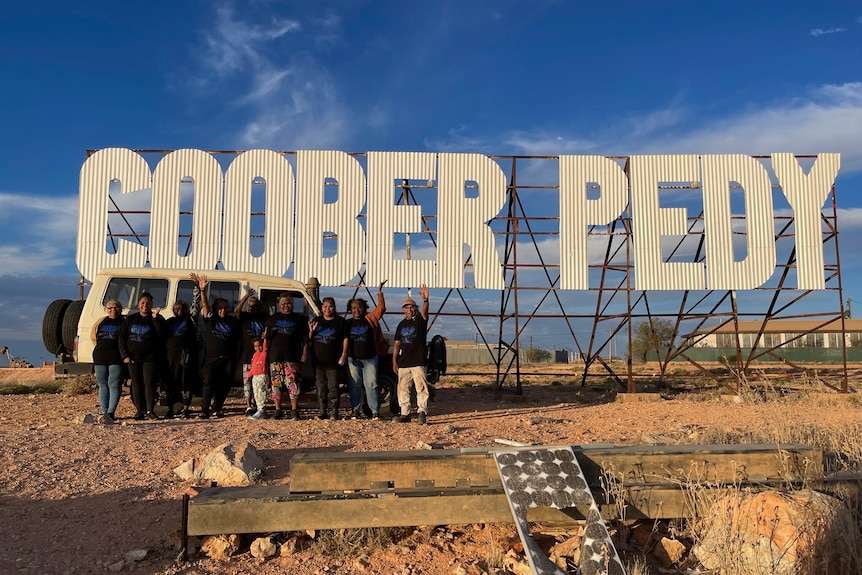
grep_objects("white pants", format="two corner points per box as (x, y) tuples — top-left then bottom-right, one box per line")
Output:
(397, 365), (429, 415)
(251, 374), (269, 412)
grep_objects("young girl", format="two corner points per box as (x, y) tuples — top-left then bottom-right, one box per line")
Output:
(248, 332), (270, 419)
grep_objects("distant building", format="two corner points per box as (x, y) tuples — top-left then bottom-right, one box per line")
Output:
(679, 319), (862, 363)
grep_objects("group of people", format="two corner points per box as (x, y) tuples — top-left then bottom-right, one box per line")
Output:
(91, 274), (435, 425)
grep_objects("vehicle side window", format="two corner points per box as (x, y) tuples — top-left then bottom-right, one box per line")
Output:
(176, 280), (240, 313)
(103, 277), (169, 310)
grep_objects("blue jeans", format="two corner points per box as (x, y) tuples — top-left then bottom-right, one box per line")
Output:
(95, 364), (123, 416)
(347, 356), (379, 414)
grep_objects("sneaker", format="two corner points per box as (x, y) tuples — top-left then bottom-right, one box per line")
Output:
(329, 412), (339, 421)
(163, 410), (174, 420)
(417, 412), (427, 425)
(146, 411), (159, 420)
(198, 411), (211, 420)
(245, 407), (256, 416)
(249, 410), (266, 420)
(315, 411), (327, 420)
(133, 412), (145, 421)
(214, 411), (226, 418)
(371, 413), (380, 421)
(394, 414), (410, 423)
(350, 410), (359, 420)
(290, 409), (300, 421)
(107, 412), (116, 423)
(182, 407), (192, 419)
(273, 409), (284, 420)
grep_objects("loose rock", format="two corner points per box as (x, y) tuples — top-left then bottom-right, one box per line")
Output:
(201, 534), (241, 561)
(250, 536), (277, 559)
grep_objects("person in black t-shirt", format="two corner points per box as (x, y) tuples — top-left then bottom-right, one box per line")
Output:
(163, 299), (199, 418)
(345, 281), (388, 420)
(309, 297), (348, 420)
(92, 299), (125, 424)
(195, 275), (241, 419)
(264, 294), (308, 420)
(392, 284), (430, 424)
(118, 292), (165, 420)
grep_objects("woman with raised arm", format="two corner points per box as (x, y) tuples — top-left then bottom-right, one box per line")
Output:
(195, 274), (241, 418)
(345, 281), (388, 420)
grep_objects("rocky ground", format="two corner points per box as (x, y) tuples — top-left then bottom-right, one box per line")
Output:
(1, 365), (861, 575)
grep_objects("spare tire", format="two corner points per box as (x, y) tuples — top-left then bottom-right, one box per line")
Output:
(62, 300), (85, 353)
(42, 299), (71, 356)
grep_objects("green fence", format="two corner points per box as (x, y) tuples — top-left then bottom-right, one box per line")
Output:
(646, 347), (862, 363)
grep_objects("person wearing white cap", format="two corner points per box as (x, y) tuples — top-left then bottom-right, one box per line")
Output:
(392, 284), (430, 424)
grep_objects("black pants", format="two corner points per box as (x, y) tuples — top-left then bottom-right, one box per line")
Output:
(202, 356), (233, 414)
(315, 366), (341, 413)
(166, 348), (198, 406)
(127, 360), (157, 414)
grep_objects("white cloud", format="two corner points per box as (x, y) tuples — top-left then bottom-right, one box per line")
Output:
(640, 84), (862, 171)
(500, 83), (862, 173)
(835, 207), (862, 229)
(0, 192), (78, 235)
(199, 5), (300, 79)
(0, 244), (71, 274)
(809, 27), (846, 37)
(191, 3), (350, 150)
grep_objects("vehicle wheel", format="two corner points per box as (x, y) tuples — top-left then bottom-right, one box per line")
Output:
(62, 300), (85, 353)
(42, 299), (71, 356)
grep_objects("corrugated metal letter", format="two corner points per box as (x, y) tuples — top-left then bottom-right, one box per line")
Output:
(150, 149), (223, 270)
(366, 152), (436, 288)
(295, 150), (366, 286)
(223, 149), (296, 277)
(559, 155), (628, 290)
(76, 148), (150, 282)
(773, 153), (841, 289)
(630, 155), (704, 290)
(702, 154), (775, 290)
(437, 153), (506, 289)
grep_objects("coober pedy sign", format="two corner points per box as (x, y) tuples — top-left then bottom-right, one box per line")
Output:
(76, 148), (840, 292)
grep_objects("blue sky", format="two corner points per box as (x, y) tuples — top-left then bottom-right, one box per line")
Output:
(1, 1), (861, 365)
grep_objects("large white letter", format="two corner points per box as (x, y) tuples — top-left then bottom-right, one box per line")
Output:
(150, 149), (223, 270)
(366, 152), (436, 287)
(630, 155), (704, 290)
(295, 150), (366, 285)
(702, 155), (776, 290)
(76, 148), (150, 282)
(773, 153), (840, 289)
(437, 153), (506, 289)
(559, 155), (628, 290)
(223, 149), (296, 277)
